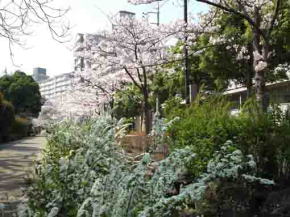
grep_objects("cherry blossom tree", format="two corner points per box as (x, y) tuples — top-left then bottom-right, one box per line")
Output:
(76, 17), (186, 134)
(37, 89), (100, 126)
(73, 33), (121, 109)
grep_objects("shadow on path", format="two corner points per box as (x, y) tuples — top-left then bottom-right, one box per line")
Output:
(0, 136), (46, 199)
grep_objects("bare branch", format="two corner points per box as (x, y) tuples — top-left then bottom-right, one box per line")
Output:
(0, 0), (70, 48)
(123, 66), (143, 90)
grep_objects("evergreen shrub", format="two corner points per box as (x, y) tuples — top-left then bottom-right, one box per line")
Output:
(166, 95), (238, 176)
(166, 95), (290, 181)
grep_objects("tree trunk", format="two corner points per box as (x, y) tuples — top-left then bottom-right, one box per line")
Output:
(252, 7), (268, 111)
(246, 44), (254, 98)
(254, 69), (266, 110)
(253, 47), (269, 111)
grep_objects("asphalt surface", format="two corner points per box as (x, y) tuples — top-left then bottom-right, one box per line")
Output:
(0, 137), (46, 201)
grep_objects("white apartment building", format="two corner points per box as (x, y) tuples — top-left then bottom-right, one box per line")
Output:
(39, 72), (74, 99)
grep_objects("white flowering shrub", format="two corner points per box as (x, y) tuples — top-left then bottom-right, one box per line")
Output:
(19, 114), (128, 217)
(138, 141), (274, 217)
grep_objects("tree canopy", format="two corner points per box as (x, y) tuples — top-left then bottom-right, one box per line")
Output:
(0, 71), (42, 117)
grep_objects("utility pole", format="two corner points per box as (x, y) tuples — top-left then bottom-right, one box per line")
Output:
(184, 0), (190, 104)
(157, 1), (160, 26)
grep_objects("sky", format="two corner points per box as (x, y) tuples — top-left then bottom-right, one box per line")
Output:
(0, 0), (207, 77)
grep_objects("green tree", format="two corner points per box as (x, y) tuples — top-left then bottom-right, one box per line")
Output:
(199, 14), (255, 95)
(150, 70), (184, 108)
(113, 84), (142, 120)
(196, 0), (290, 110)
(0, 71), (41, 117)
(178, 7), (290, 100)
(200, 10), (290, 96)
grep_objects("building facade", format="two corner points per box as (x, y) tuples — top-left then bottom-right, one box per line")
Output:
(39, 72), (74, 99)
(224, 79), (290, 115)
(32, 67), (49, 83)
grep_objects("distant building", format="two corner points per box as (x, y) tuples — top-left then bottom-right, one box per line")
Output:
(32, 67), (49, 82)
(112, 10), (136, 30)
(39, 72), (74, 99)
(119, 10), (135, 19)
(73, 33), (105, 72)
(224, 80), (290, 113)
(74, 11), (136, 72)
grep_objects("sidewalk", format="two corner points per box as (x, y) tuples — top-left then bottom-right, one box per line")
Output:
(0, 137), (46, 201)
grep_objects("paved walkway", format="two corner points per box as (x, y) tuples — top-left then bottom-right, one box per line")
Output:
(0, 137), (46, 201)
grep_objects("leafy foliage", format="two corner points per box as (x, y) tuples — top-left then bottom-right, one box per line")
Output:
(113, 84), (142, 120)
(0, 71), (41, 117)
(167, 95), (237, 176)
(167, 95), (290, 181)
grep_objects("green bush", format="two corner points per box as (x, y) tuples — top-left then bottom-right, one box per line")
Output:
(167, 95), (238, 176)
(0, 92), (15, 142)
(162, 95), (185, 118)
(236, 101), (290, 180)
(19, 99), (290, 216)
(0, 92), (33, 142)
(166, 95), (290, 181)
(43, 120), (93, 164)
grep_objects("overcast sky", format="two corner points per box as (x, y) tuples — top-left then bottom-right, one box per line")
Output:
(0, 0), (207, 77)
